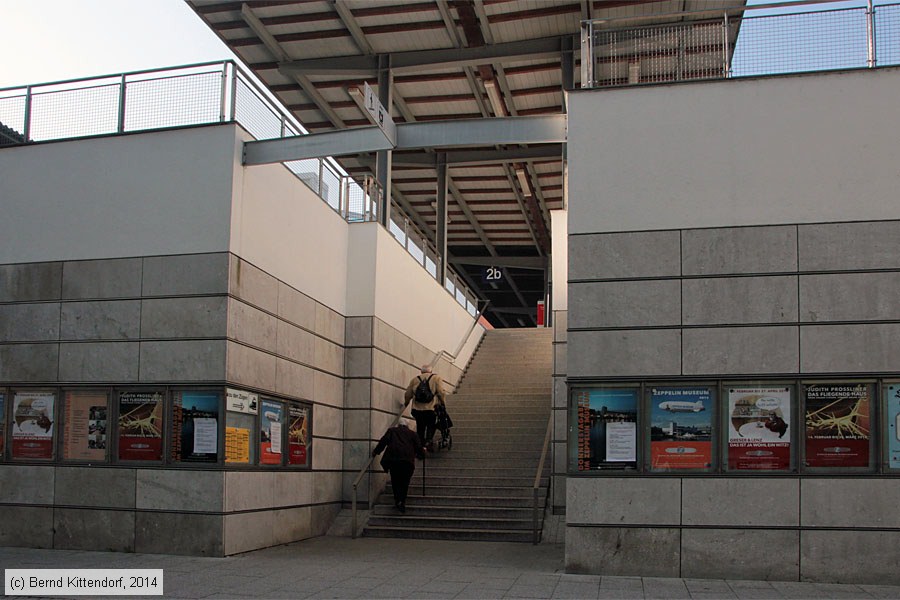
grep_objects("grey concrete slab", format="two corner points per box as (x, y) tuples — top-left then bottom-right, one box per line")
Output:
(567, 527), (680, 577)
(141, 296), (228, 339)
(0, 262), (62, 302)
(59, 341), (140, 381)
(0, 506), (53, 548)
(53, 508), (135, 552)
(569, 231), (681, 280)
(54, 466), (136, 508)
(683, 276), (798, 325)
(277, 319), (315, 365)
(143, 253), (229, 297)
(139, 339), (226, 381)
(798, 221), (900, 272)
(0, 303), (60, 341)
(801, 529), (900, 585)
(681, 479), (799, 527)
(229, 256), (279, 315)
(226, 341), (277, 391)
(0, 465), (55, 504)
(681, 529), (799, 581)
(568, 329), (681, 377)
(134, 512), (223, 556)
(345, 316), (373, 347)
(681, 226), (797, 276)
(683, 326), (799, 375)
(801, 324), (900, 373)
(0, 343), (59, 381)
(569, 280), (681, 328)
(61, 258), (142, 300)
(60, 299), (141, 340)
(568, 478), (681, 525)
(136, 469), (224, 512)
(275, 357), (316, 400)
(801, 478), (900, 528)
(315, 302), (345, 346)
(801, 272), (900, 323)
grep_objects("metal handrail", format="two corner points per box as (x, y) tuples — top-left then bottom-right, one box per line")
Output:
(429, 300), (490, 370)
(350, 302), (487, 539)
(532, 414), (553, 545)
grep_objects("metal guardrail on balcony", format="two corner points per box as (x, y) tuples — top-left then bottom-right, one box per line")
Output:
(0, 60), (480, 313)
(581, 0), (900, 88)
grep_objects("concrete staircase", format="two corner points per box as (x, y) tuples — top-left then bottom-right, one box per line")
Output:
(363, 327), (553, 542)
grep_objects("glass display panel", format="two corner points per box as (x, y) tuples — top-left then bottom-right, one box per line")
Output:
(0, 390), (6, 457)
(11, 390), (56, 460)
(172, 390), (221, 463)
(118, 391), (164, 462)
(803, 383), (872, 469)
(886, 383), (900, 469)
(726, 385), (792, 471)
(649, 386), (714, 471)
(225, 413), (256, 464)
(288, 403), (310, 467)
(260, 399), (284, 465)
(62, 390), (108, 461)
(574, 387), (638, 470)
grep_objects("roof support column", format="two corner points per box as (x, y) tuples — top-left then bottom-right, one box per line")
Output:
(376, 54), (393, 227)
(436, 152), (449, 286)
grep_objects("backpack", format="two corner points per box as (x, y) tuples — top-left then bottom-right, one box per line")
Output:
(414, 374), (434, 404)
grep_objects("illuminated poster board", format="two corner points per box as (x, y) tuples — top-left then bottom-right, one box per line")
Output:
(63, 390), (108, 461)
(225, 427), (251, 463)
(727, 386), (791, 471)
(288, 403), (310, 466)
(576, 388), (637, 470)
(118, 391), (164, 461)
(260, 399), (283, 465)
(804, 383), (871, 468)
(886, 384), (900, 469)
(172, 391), (220, 463)
(11, 390), (56, 459)
(649, 386), (713, 470)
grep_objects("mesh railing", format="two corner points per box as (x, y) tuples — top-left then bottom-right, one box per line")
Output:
(583, 2), (900, 88)
(0, 59), (480, 311)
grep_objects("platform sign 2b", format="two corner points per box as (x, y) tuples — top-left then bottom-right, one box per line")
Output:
(482, 266), (503, 284)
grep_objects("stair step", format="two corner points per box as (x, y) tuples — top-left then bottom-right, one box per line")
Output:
(378, 493), (547, 508)
(362, 525), (535, 543)
(370, 504), (533, 519)
(389, 476), (549, 487)
(424, 466), (549, 477)
(386, 484), (540, 497)
(367, 514), (533, 530)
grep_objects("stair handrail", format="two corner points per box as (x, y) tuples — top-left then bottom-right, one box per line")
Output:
(350, 301), (487, 539)
(533, 414), (553, 544)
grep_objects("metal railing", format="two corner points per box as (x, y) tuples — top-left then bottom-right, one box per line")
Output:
(581, 0), (900, 88)
(533, 414), (553, 545)
(350, 302), (486, 539)
(0, 60), (481, 313)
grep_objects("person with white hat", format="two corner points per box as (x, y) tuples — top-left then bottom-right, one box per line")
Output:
(371, 419), (422, 513)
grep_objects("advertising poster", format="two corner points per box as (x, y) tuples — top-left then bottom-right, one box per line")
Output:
(0, 392), (5, 456)
(173, 391), (220, 463)
(804, 383), (871, 468)
(580, 388), (637, 468)
(63, 390), (107, 461)
(260, 400), (283, 465)
(887, 384), (900, 469)
(650, 387), (713, 470)
(225, 427), (251, 463)
(288, 404), (309, 466)
(727, 386), (791, 470)
(575, 390), (591, 471)
(118, 392), (164, 461)
(12, 391), (55, 459)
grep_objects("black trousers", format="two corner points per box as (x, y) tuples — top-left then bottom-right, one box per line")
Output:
(389, 461), (415, 505)
(411, 409), (437, 445)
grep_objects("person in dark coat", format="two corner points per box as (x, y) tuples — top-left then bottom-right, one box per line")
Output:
(371, 420), (423, 513)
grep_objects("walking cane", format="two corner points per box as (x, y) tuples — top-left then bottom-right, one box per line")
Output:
(421, 446), (426, 496)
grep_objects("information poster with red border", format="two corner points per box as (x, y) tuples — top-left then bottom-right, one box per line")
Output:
(804, 383), (871, 468)
(650, 387), (713, 470)
(118, 392), (164, 461)
(12, 391), (55, 459)
(63, 390), (107, 461)
(576, 388), (638, 469)
(288, 404), (309, 466)
(260, 400), (283, 465)
(727, 386), (791, 471)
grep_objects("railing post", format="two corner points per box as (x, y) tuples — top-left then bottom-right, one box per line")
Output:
(317, 158), (324, 197)
(23, 85), (32, 142)
(229, 62), (238, 122)
(117, 74), (127, 133)
(219, 61), (228, 122)
(866, 0), (876, 68)
(580, 20), (593, 88)
(723, 12), (731, 78)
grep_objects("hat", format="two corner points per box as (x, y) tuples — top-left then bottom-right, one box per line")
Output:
(399, 418), (416, 431)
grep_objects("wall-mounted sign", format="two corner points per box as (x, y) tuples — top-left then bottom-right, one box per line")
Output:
(650, 386), (713, 470)
(363, 82), (396, 145)
(172, 391), (220, 463)
(226, 388), (259, 415)
(576, 388), (638, 469)
(288, 404), (310, 466)
(260, 399), (284, 465)
(482, 266), (503, 283)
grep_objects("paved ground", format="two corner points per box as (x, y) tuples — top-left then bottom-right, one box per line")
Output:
(3, 536), (900, 599)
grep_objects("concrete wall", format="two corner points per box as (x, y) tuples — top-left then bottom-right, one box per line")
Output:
(564, 68), (900, 582)
(551, 210), (568, 513)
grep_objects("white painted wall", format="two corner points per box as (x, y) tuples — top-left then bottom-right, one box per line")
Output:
(551, 209), (568, 311)
(569, 67), (900, 234)
(347, 223), (484, 365)
(231, 129), (349, 314)
(0, 126), (236, 263)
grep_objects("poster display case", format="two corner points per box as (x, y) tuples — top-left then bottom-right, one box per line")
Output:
(62, 389), (108, 462)
(171, 390), (221, 463)
(225, 388), (258, 465)
(260, 399), (284, 466)
(0, 390), (6, 457)
(885, 383), (900, 470)
(11, 389), (56, 460)
(288, 402), (311, 467)
(803, 382), (873, 470)
(647, 385), (714, 472)
(118, 391), (165, 462)
(573, 386), (638, 470)
(725, 384), (793, 471)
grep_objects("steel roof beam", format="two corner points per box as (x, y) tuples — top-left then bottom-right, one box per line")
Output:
(243, 116), (565, 165)
(392, 146), (562, 167)
(277, 36), (566, 76)
(450, 256), (548, 270)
